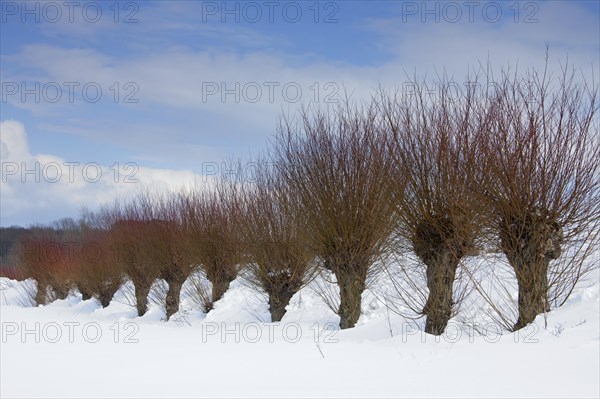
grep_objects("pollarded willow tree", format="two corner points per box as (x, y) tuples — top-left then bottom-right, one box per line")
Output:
(482, 64), (599, 331)
(18, 228), (77, 305)
(77, 208), (125, 308)
(182, 181), (242, 311)
(111, 194), (163, 317)
(237, 159), (316, 322)
(379, 77), (492, 335)
(154, 191), (199, 320)
(75, 228), (125, 307)
(274, 102), (397, 329)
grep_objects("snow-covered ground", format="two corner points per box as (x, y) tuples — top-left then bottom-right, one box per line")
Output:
(1, 270), (599, 398)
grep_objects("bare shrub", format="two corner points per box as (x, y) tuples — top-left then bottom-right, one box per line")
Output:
(274, 101), (396, 329)
(480, 62), (599, 331)
(378, 76), (491, 335)
(237, 159), (317, 322)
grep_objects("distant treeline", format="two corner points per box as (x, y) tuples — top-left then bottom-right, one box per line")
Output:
(1, 218), (80, 268)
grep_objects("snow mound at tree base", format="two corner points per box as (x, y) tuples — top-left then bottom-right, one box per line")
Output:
(1, 272), (598, 398)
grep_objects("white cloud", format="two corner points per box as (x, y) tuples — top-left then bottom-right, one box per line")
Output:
(0, 120), (203, 226)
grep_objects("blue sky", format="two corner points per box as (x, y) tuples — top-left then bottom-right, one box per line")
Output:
(1, 0), (599, 226)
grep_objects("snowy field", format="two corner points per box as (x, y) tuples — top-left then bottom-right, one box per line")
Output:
(1, 271), (599, 398)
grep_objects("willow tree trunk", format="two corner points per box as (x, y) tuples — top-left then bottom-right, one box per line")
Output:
(413, 218), (467, 335)
(135, 282), (152, 316)
(165, 278), (184, 320)
(98, 290), (113, 308)
(422, 250), (460, 335)
(80, 287), (92, 301)
(206, 277), (234, 312)
(513, 258), (551, 331)
(53, 285), (70, 300)
(336, 270), (367, 329)
(267, 280), (302, 322)
(500, 210), (563, 331)
(97, 279), (123, 307)
(35, 281), (47, 305)
(268, 292), (292, 322)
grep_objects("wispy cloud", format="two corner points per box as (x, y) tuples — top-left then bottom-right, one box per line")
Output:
(0, 120), (200, 226)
